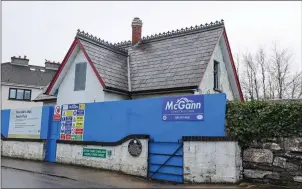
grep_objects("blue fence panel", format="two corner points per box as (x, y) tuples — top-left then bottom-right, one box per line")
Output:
(1, 109), (10, 137)
(83, 93), (226, 142)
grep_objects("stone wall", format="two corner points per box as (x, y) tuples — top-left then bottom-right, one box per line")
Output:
(243, 138), (302, 186)
(56, 138), (148, 177)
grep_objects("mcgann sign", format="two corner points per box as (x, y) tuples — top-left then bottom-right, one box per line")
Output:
(162, 95), (204, 121)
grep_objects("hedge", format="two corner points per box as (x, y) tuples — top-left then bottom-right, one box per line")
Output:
(226, 100), (302, 148)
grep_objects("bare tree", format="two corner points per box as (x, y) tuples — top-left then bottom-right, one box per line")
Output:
(255, 47), (267, 99)
(238, 42), (299, 100)
(287, 71), (302, 99)
(269, 42), (292, 99)
(242, 53), (260, 100)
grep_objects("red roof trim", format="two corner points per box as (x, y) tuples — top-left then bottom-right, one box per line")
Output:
(76, 39), (106, 88)
(222, 28), (244, 101)
(45, 38), (107, 95)
(45, 38), (78, 95)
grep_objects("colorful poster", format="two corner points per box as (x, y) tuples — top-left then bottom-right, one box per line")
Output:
(60, 103), (85, 141)
(8, 107), (43, 139)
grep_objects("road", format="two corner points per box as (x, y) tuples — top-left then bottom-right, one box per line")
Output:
(1, 158), (295, 188)
(2, 167), (111, 188)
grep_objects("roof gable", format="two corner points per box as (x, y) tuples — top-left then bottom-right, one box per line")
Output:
(77, 37), (128, 91)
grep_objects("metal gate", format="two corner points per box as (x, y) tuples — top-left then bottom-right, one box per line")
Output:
(148, 139), (183, 183)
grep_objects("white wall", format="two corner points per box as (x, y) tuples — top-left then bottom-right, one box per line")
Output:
(56, 139), (148, 177)
(199, 40), (234, 100)
(183, 141), (242, 183)
(57, 50), (105, 105)
(104, 92), (129, 102)
(43, 101), (57, 106)
(1, 85), (43, 110)
(1, 140), (45, 161)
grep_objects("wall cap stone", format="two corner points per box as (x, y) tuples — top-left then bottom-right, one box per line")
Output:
(57, 134), (149, 146)
(182, 136), (237, 141)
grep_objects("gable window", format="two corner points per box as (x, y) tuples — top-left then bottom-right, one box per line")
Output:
(74, 62), (87, 91)
(9, 88), (31, 101)
(213, 60), (220, 90)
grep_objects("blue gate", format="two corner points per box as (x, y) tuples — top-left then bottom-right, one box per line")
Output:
(148, 139), (183, 183)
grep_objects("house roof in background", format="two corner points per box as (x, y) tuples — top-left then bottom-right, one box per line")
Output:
(1, 63), (57, 87)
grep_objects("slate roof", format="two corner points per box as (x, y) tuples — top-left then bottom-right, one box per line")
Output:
(75, 20), (224, 92)
(33, 84), (57, 102)
(1, 63), (57, 87)
(129, 26), (223, 91)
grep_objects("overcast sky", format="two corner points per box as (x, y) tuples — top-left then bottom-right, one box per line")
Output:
(2, 1), (302, 74)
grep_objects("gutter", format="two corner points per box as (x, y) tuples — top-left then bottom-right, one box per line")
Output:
(127, 55), (131, 92)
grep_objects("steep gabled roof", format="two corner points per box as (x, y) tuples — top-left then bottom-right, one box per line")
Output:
(45, 19), (243, 101)
(1, 63), (57, 87)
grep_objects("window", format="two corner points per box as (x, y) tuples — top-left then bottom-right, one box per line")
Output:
(9, 88), (31, 101)
(213, 60), (220, 90)
(74, 62), (87, 91)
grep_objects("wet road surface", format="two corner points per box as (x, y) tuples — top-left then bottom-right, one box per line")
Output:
(2, 167), (111, 188)
(1, 157), (296, 188)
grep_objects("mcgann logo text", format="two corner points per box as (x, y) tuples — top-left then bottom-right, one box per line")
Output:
(162, 96), (204, 121)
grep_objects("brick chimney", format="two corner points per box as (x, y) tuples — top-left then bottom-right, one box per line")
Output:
(132, 17), (143, 45)
(45, 60), (60, 70)
(11, 55), (29, 66)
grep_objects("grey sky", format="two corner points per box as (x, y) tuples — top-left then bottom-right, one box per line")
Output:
(2, 1), (302, 74)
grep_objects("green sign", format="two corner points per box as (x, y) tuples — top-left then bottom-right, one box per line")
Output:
(82, 148), (107, 158)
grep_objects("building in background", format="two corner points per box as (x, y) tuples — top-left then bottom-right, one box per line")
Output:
(1, 56), (59, 109)
(39, 18), (243, 105)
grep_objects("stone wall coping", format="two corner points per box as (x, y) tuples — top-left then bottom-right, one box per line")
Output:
(182, 136), (237, 141)
(57, 134), (149, 146)
(1, 134), (46, 142)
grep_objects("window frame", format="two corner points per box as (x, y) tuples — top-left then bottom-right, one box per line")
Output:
(213, 60), (221, 92)
(8, 88), (32, 101)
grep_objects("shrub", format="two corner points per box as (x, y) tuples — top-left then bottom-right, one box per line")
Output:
(226, 100), (302, 148)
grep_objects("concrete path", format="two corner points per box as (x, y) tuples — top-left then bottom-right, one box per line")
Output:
(0, 157), (290, 188)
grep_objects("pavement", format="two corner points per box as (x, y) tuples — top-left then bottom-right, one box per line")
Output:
(1, 157), (293, 188)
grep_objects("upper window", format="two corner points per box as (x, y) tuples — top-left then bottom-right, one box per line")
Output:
(9, 88), (31, 101)
(74, 62), (87, 91)
(213, 60), (220, 90)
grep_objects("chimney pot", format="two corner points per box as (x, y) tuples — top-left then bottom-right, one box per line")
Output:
(132, 17), (143, 45)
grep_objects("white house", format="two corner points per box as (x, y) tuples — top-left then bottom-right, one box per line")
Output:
(1, 56), (59, 109)
(37, 18), (243, 105)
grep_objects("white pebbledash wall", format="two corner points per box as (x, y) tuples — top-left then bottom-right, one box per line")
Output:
(183, 140), (242, 183)
(56, 139), (148, 177)
(56, 49), (127, 105)
(1, 140), (45, 161)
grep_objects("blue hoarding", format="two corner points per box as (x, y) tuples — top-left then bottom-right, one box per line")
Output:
(162, 95), (204, 121)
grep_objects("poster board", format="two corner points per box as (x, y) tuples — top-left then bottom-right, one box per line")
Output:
(60, 103), (85, 141)
(8, 107), (43, 139)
